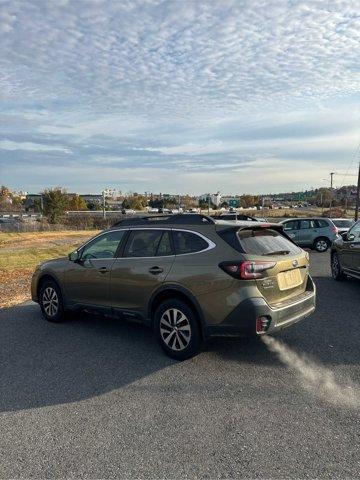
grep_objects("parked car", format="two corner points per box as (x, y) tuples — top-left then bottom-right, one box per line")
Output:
(331, 220), (360, 281)
(212, 213), (260, 221)
(31, 214), (315, 360)
(279, 218), (338, 252)
(331, 218), (355, 235)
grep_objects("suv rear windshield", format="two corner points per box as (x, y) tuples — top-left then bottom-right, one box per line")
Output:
(219, 228), (301, 255)
(332, 219), (353, 228)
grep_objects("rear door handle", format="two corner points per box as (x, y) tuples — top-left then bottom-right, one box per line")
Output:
(149, 266), (164, 275)
(98, 266), (109, 273)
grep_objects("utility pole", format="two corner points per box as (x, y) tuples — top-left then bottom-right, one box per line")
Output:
(355, 161), (360, 221)
(329, 172), (335, 218)
(102, 190), (106, 219)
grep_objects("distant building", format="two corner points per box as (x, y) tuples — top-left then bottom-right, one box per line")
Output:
(79, 194), (103, 205)
(199, 191), (221, 207)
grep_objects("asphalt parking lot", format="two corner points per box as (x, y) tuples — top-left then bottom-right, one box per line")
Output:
(0, 252), (359, 479)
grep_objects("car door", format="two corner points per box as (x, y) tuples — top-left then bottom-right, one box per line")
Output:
(64, 229), (128, 309)
(297, 219), (316, 246)
(282, 220), (299, 244)
(110, 229), (175, 318)
(346, 222), (360, 274)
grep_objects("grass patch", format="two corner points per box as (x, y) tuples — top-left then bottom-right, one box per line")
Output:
(0, 230), (99, 307)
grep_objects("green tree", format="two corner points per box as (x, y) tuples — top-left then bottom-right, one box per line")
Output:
(68, 195), (88, 211)
(43, 188), (69, 223)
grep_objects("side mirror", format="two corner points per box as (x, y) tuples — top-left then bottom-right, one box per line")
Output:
(347, 233), (355, 242)
(68, 250), (81, 262)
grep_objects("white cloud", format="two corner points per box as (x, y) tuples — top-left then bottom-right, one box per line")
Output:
(0, 0), (359, 192)
(0, 140), (71, 154)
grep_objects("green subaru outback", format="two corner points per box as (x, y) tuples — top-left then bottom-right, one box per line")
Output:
(31, 214), (316, 360)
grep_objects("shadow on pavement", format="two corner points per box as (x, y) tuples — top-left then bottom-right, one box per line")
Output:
(0, 304), (173, 413)
(1, 274), (359, 412)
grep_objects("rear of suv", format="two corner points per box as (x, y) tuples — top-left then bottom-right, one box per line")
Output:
(280, 217), (338, 252)
(31, 214), (316, 360)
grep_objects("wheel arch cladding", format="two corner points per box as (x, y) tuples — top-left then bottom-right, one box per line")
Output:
(148, 286), (205, 337)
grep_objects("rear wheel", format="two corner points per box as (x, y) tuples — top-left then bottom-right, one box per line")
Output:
(154, 299), (201, 360)
(331, 252), (346, 281)
(39, 279), (65, 322)
(314, 237), (329, 252)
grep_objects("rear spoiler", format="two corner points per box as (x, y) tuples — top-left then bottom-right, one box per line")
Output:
(215, 222), (284, 233)
(215, 222), (297, 246)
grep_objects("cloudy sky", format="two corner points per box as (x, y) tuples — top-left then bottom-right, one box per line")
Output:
(0, 0), (359, 195)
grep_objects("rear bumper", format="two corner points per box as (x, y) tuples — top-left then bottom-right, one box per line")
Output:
(205, 276), (316, 337)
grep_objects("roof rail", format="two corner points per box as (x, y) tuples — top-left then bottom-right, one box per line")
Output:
(111, 213), (216, 227)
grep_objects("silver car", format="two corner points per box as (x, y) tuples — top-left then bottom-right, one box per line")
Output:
(279, 218), (338, 252)
(331, 218), (355, 235)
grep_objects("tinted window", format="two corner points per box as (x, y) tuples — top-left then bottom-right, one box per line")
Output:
(81, 230), (126, 260)
(299, 219), (316, 229)
(124, 230), (163, 257)
(315, 219), (329, 228)
(156, 231), (173, 256)
(237, 229), (300, 255)
(348, 221), (360, 239)
(173, 231), (209, 254)
(282, 220), (298, 231)
(220, 214), (237, 220)
(332, 219), (353, 228)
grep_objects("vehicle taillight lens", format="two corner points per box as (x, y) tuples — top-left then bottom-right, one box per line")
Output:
(219, 261), (276, 279)
(331, 226), (338, 235)
(256, 316), (271, 334)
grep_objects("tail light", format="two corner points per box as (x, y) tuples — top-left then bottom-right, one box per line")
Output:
(219, 260), (276, 279)
(256, 316), (271, 334)
(331, 226), (338, 235)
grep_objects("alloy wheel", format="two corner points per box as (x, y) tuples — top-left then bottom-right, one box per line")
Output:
(159, 308), (191, 351)
(316, 240), (328, 252)
(42, 287), (59, 317)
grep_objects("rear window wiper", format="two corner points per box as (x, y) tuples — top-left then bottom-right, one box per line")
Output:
(264, 250), (290, 255)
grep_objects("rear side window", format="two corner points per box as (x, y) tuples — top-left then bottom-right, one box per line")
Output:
(299, 219), (316, 229)
(315, 219), (329, 228)
(173, 231), (209, 254)
(124, 230), (163, 257)
(156, 231), (173, 256)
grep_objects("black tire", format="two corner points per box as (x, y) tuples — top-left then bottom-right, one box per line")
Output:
(313, 237), (330, 252)
(154, 299), (202, 360)
(39, 279), (65, 323)
(331, 252), (346, 281)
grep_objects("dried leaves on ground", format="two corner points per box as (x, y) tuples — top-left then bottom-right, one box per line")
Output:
(0, 230), (98, 308)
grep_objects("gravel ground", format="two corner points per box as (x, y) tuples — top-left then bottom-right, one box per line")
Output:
(0, 252), (359, 479)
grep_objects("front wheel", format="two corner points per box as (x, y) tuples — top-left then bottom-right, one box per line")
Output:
(154, 299), (202, 360)
(39, 279), (65, 322)
(331, 252), (346, 281)
(314, 237), (329, 252)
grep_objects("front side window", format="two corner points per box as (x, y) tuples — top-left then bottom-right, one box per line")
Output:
(124, 230), (164, 257)
(173, 231), (209, 254)
(81, 230), (126, 260)
(283, 220), (298, 231)
(348, 221), (360, 240)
